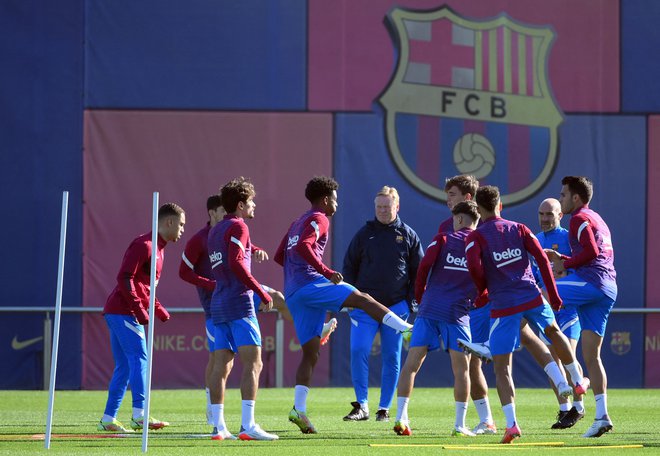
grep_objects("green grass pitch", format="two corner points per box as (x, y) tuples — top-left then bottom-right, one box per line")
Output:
(1, 387), (658, 455)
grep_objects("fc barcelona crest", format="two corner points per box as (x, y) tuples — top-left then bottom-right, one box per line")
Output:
(379, 7), (564, 205)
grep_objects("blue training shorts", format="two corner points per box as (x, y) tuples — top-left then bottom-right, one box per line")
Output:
(213, 316), (262, 353)
(539, 309), (581, 344)
(205, 317), (216, 352)
(410, 316), (471, 352)
(556, 273), (615, 337)
(287, 277), (356, 345)
(489, 302), (556, 356)
(469, 304), (491, 344)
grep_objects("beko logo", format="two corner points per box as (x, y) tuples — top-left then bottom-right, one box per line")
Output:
(493, 248), (522, 267)
(445, 252), (467, 269)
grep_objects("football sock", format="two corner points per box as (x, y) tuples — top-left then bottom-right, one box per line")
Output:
(594, 394), (608, 419)
(382, 311), (412, 332)
(102, 414), (114, 422)
(474, 397), (493, 424)
(564, 362), (584, 386)
(573, 400), (585, 413)
(543, 361), (566, 389)
(241, 400), (256, 431)
(455, 401), (468, 428)
(396, 396), (409, 422)
(294, 385), (309, 413)
(502, 403), (517, 428)
(211, 404), (221, 428)
(132, 408), (144, 420)
(559, 402), (571, 412)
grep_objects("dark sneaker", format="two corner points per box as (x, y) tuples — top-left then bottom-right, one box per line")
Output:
(551, 410), (570, 429)
(557, 406), (585, 429)
(375, 409), (389, 422)
(343, 401), (369, 421)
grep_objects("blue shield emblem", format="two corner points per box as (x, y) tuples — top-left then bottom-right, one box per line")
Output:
(379, 7), (564, 205)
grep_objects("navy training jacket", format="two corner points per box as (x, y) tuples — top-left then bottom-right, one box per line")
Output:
(342, 216), (423, 308)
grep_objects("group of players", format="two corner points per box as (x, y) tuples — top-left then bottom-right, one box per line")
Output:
(96, 173), (616, 444)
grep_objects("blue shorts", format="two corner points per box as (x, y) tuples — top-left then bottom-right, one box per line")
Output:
(287, 277), (356, 345)
(410, 316), (471, 352)
(489, 303), (556, 356)
(213, 316), (262, 353)
(556, 274), (615, 337)
(539, 309), (581, 344)
(469, 304), (491, 344)
(205, 317), (216, 352)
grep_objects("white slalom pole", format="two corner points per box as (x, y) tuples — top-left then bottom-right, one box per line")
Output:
(142, 192), (159, 453)
(45, 191), (69, 449)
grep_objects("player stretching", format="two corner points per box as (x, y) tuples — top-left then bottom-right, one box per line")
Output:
(274, 176), (412, 434)
(545, 176), (617, 438)
(207, 178), (278, 441)
(466, 186), (589, 444)
(179, 195), (334, 432)
(98, 203), (185, 433)
(394, 201), (479, 437)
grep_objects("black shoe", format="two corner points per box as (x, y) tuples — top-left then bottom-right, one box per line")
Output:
(551, 410), (570, 429)
(375, 409), (389, 422)
(557, 406), (585, 429)
(343, 402), (369, 421)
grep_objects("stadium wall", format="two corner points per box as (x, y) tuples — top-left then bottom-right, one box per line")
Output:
(1, 0), (658, 389)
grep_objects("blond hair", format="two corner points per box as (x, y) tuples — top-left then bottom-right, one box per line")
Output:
(375, 186), (399, 206)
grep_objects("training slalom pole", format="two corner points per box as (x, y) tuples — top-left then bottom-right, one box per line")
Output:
(45, 191), (69, 449)
(142, 192), (159, 453)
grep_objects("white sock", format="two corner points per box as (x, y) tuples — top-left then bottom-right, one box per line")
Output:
(132, 408), (144, 420)
(474, 397), (493, 424)
(543, 361), (566, 389)
(211, 404), (221, 428)
(102, 414), (115, 422)
(559, 402), (571, 412)
(294, 385), (309, 413)
(563, 362), (584, 386)
(455, 401), (468, 428)
(206, 387), (211, 407)
(396, 397), (409, 422)
(594, 394), (608, 419)
(241, 400), (256, 431)
(382, 311), (412, 332)
(502, 403), (517, 428)
(574, 400), (585, 413)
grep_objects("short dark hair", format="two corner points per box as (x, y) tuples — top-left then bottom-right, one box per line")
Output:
(451, 200), (480, 221)
(206, 194), (222, 211)
(561, 176), (593, 204)
(220, 177), (255, 213)
(475, 186), (500, 212)
(444, 174), (479, 198)
(305, 176), (338, 203)
(158, 202), (184, 220)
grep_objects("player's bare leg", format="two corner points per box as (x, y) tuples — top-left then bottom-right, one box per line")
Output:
(268, 290), (292, 322)
(450, 349), (474, 436)
(342, 291), (411, 332)
(393, 346), (426, 436)
(493, 353), (521, 443)
(543, 323), (589, 395)
(469, 354), (496, 434)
